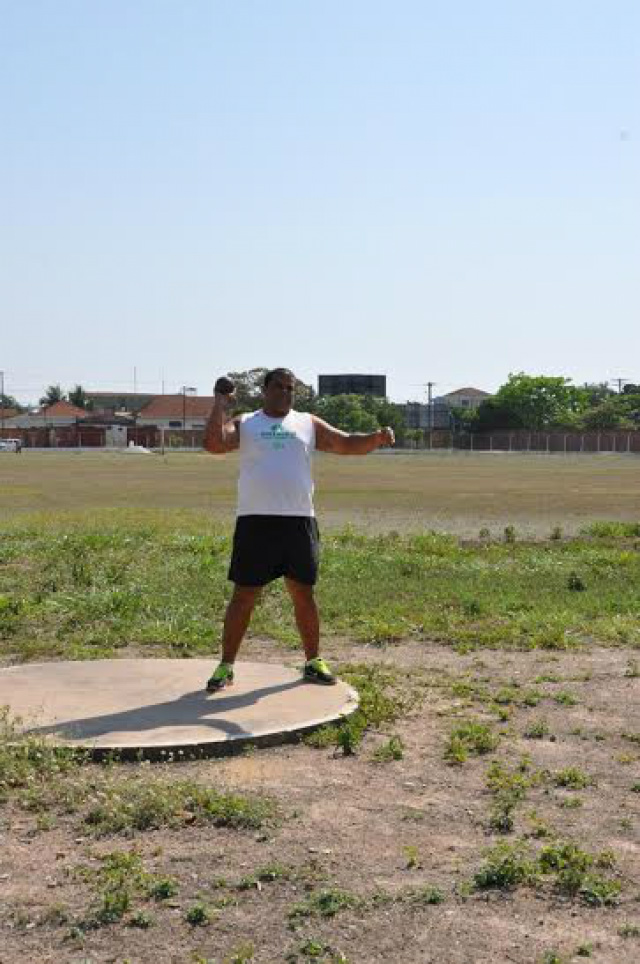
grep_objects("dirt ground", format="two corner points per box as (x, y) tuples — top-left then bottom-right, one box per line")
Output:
(1, 637), (638, 964)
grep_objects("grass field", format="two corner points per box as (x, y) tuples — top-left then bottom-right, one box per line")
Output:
(1, 452), (639, 963)
(1, 449), (639, 536)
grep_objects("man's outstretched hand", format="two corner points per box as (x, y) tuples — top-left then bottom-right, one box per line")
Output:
(377, 427), (395, 448)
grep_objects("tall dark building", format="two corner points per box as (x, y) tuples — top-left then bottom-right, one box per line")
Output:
(318, 374), (386, 397)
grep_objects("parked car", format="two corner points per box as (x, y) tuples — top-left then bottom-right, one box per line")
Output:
(0, 438), (22, 452)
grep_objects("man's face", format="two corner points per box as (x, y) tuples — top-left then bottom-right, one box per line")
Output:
(263, 374), (295, 416)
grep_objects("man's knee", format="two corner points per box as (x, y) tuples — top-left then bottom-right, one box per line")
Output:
(231, 585), (262, 607)
(285, 578), (315, 602)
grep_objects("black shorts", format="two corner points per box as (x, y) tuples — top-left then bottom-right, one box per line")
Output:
(228, 515), (320, 587)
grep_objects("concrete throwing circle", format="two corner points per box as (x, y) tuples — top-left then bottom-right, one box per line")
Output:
(0, 659), (359, 760)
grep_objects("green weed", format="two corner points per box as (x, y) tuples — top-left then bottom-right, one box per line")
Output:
(473, 841), (538, 890)
(185, 902), (212, 926)
(402, 884), (445, 905)
(486, 759), (534, 833)
(552, 767), (593, 790)
(538, 841), (620, 905)
(74, 849), (177, 930)
(222, 944), (255, 964)
(373, 735), (404, 762)
(554, 691), (579, 706)
(288, 888), (358, 923)
(575, 943), (593, 957)
(306, 664), (406, 755)
(472, 837), (621, 905)
(524, 719), (550, 739)
(403, 845), (421, 870)
(444, 720), (498, 764)
(83, 779), (274, 835)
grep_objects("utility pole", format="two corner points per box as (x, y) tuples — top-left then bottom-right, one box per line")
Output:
(133, 367), (137, 394)
(0, 370), (4, 436)
(181, 386), (197, 436)
(426, 381), (435, 431)
(611, 378), (629, 394)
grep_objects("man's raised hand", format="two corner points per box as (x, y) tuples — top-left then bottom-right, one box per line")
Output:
(214, 376), (236, 408)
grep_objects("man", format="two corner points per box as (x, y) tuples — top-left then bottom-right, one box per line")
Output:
(203, 367), (395, 692)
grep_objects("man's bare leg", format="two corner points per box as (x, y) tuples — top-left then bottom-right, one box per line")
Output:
(220, 585), (262, 664)
(285, 578), (319, 661)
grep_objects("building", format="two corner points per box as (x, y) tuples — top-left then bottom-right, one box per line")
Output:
(5, 400), (89, 429)
(318, 374), (386, 397)
(435, 387), (491, 410)
(399, 401), (452, 431)
(0, 408), (20, 421)
(136, 395), (215, 431)
(1, 401), (106, 447)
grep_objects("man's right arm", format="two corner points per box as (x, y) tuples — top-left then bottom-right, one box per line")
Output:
(203, 394), (240, 454)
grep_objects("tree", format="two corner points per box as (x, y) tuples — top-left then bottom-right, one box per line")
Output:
(581, 401), (634, 431)
(484, 374), (588, 431)
(472, 397), (524, 432)
(39, 384), (66, 407)
(583, 382), (615, 405)
(290, 379), (317, 413)
(0, 393), (22, 413)
(224, 368), (315, 413)
(313, 393), (403, 442)
(314, 394), (379, 433)
(450, 405), (480, 432)
(68, 385), (92, 409)
(360, 394), (406, 445)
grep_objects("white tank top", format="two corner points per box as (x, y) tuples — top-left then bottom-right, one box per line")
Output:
(237, 410), (316, 517)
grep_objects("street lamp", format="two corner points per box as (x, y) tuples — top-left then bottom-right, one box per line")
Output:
(181, 386), (197, 444)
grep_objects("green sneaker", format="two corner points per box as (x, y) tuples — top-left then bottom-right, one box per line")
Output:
(303, 657), (337, 686)
(206, 662), (235, 693)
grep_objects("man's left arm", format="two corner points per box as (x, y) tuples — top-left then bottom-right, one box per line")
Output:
(312, 416), (395, 455)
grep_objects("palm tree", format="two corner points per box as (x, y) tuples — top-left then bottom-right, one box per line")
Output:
(68, 385), (90, 409)
(39, 384), (66, 407)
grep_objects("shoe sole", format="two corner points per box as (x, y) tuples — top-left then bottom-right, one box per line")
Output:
(303, 673), (338, 686)
(205, 679), (234, 693)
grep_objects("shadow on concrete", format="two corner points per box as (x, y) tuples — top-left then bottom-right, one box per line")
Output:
(27, 678), (307, 742)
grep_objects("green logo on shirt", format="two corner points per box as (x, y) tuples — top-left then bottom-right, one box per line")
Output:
(260, 423), (297, 450)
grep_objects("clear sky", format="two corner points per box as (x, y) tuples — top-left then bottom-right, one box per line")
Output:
(1, 1), (638, 405)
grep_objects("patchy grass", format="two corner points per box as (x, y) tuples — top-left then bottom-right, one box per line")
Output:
(552, 767), (594, 791)
(305, 663), (410, 754)
(72, 850), (180, 931)
(2, 511), (640, 659)
(372, 735), (405, 763)
(0, 709), (275, 837)
(1, 497), (640, 962)
(288, 888), (359, 924)
(472, 838), (622, 906)
(82, 778), (275, 836)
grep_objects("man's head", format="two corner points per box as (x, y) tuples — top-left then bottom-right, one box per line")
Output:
(262, 368), (296, 417)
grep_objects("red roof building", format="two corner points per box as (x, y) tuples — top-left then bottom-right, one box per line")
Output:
(137, 395), (215, 430)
